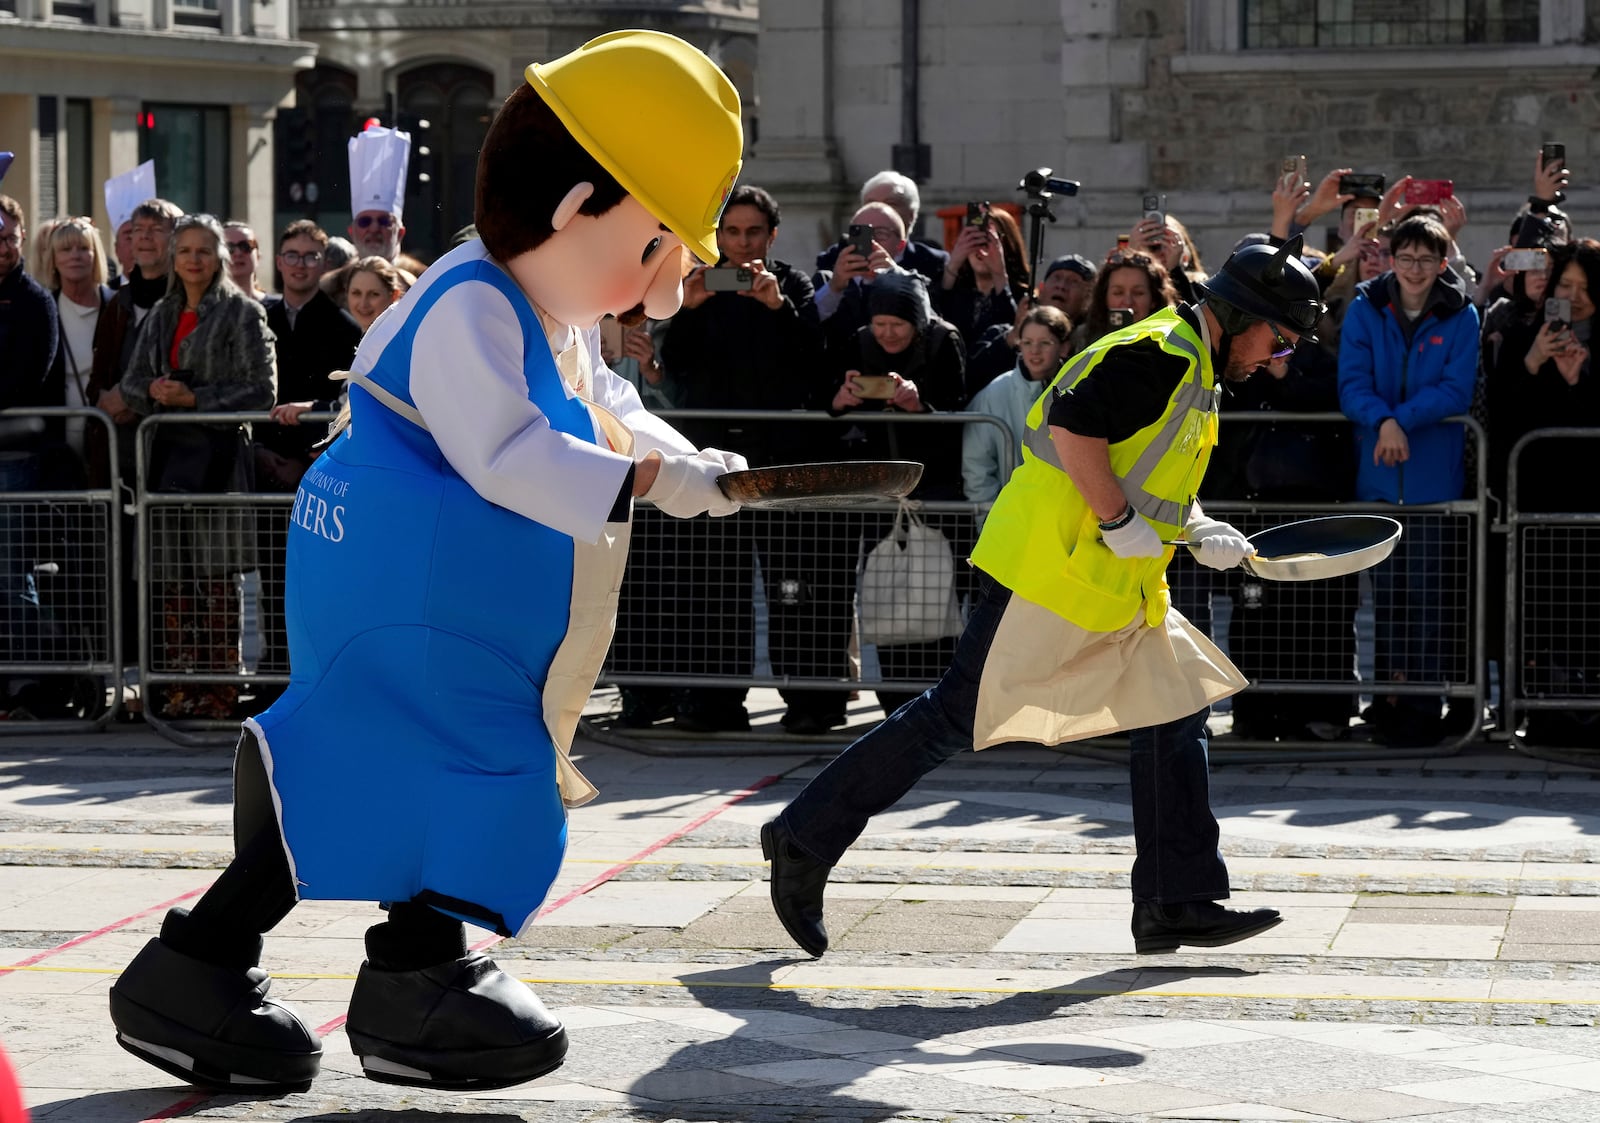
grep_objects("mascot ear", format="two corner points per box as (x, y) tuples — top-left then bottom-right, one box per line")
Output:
(551, 182), (596, 231)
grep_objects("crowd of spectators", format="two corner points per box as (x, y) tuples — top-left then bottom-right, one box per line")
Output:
(1, 151), (1595, 746)
(0, 190), (428, 721)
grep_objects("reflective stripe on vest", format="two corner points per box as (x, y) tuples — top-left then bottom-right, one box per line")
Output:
(1023, 315), (1213, 528)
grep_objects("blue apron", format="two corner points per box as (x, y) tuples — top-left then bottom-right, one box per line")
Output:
(250, 257), (607, 936)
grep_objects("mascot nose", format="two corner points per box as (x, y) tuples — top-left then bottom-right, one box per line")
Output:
(643, 243), (690, 319)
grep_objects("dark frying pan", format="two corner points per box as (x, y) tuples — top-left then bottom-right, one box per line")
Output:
(717, 461), (923, 509)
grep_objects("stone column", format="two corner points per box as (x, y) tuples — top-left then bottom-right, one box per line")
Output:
(740, 0), (847, 269)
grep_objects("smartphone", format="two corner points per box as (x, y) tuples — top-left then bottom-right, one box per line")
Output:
(1339, 172), (1386, 197)
(1352, 206), (1381, 234)
(965, 201), (990, 227)
(598, 315), (624, 356)
(702, 265), (755, 292)
(1106, 308), (1136, 330)
(1541, 142), (1565, 170)
(1545, 297), (1572, 328)
(1141, 193), (1165, 231)
(849, 374), (897, 399)
(1279, 154), (1306, 190)
(846, 224), (875, 258)
(1115, 233), (1131, 253)
(1404, 178), (1454, 206)
(1503, 248), (1549, 273)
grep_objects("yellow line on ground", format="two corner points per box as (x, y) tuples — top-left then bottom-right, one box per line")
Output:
(3, 963), (1596, 1007)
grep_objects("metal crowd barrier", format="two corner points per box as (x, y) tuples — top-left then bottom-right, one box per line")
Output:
(134, 411), (331, 746)
(1505, 429), (1600, 757)
(0, 407), (123, 732)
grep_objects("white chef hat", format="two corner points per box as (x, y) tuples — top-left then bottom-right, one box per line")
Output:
(348, 125), (411, 220)
(103, 160), (157, 230)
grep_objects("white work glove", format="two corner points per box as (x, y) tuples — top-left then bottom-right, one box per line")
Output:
(1100, 507), (1165, 558)
(1184, 515), (1255, 570)
(645, 448), (748, 519)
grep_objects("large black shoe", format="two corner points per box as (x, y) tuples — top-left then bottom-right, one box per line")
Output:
(760, 819), (831, 957)
(345, 952), (568, 1091)
(1131, 901), (1283, 954)
(109, 915), (321, 1092)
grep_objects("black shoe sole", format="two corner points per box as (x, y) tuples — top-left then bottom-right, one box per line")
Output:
(1135, 914), (1284, 954)
(109, 988), (320, 1093)
(347, 1025), (568, 1091)
(760, 822), (828, 958)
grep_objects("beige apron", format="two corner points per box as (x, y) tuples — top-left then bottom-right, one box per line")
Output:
(973, 587), (1248, 750)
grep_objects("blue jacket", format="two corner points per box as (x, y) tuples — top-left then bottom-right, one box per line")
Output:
(1337, 268), (1479, 504)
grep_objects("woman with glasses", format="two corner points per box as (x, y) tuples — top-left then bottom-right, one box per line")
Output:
(1337, 213), (1480, 748)
(222, 222), (266, 300)
(119, 213), (278, 721)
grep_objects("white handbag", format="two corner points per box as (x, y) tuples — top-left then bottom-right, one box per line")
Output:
(857, 503), (964, 646)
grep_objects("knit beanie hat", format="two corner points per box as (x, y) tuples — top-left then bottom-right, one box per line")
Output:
(866, 271), (929, 331)
(1044, 254), (1096, 282)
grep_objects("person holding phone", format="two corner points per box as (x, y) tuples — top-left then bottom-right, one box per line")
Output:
(118, 213), (278, 720)
(938, 205), (1029, 350)
(655, 184), (830, 734)
(812, 201), (912, 351)
(1076, 249), (1178, 350)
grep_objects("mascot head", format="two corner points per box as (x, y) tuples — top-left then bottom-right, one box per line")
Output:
(476, 30), (743, 328)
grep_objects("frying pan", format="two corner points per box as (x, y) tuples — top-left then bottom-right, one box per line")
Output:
(716, 461), (923, 509)
(1168, 514), (1402, 582)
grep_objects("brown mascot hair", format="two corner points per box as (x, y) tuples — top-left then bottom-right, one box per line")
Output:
(475, 83), (629, 263)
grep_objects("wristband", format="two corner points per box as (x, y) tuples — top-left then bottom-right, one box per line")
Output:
(1098, 504), (1136, 532)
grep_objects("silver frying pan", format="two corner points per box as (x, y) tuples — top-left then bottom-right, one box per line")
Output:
(1169, 514), (1402, 581)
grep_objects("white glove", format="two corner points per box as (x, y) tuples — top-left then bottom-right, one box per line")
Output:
(645, 448), (746, 519)
(1185, 515), (1255, 570)
(1100, 508), (1165, 558)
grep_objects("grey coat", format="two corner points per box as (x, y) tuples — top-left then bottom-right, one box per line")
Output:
(121, 279), (278, 579)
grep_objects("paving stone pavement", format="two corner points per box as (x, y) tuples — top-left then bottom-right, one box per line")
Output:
(3, 693), (1600, 1122)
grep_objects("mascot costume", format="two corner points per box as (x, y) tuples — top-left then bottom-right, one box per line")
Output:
(109, 30), (747, 1093)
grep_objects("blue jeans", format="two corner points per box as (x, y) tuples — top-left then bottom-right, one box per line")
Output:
(777, 571), (1231, 904)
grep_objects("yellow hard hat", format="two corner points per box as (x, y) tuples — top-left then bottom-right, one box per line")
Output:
(525, 30), (743, 265)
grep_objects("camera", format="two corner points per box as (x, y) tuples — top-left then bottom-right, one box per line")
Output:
(1019, 168), (1080, 198)
(1545, 296), (1572, 329)
(965, 201), (990, 228)
(846, 224), (875, 258)
(1339, 172), (1386, 198)
(703, 266), (755, 293)
(1503, 248), (1548, 273)
(1404, 179), (1454, 206)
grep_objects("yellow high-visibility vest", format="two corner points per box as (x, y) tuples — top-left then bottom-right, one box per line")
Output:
(970, 307), (1220, 632)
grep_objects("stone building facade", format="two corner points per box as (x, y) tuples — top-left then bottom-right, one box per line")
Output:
(289, 0), (757, 260)
(748, 0), (1600, 273)
(0, 0), (310, 269)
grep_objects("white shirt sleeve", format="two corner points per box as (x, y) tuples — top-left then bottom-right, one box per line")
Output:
(584, 324), (698, 460)
(408, 282), (634, 545)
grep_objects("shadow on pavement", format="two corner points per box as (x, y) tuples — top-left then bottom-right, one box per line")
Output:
(617, 958), (1233, 1119)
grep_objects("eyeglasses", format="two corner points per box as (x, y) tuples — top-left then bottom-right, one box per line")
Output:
(1392, 254), (1441, 270)
(0, 232), (21, 248)
(226, 240), (256, 255)
(1103, 250), (1156, 269)
(1269, 324), (1296, 359)
(279, 250), (324, 267)
(355, 214), (395, 229)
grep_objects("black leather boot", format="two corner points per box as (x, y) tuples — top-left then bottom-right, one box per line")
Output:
(760, 818), (832, 957)
(346, 945), (567, 1090)
(1131, 901), (1282, 954)
(109, 908), (321, 1092)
